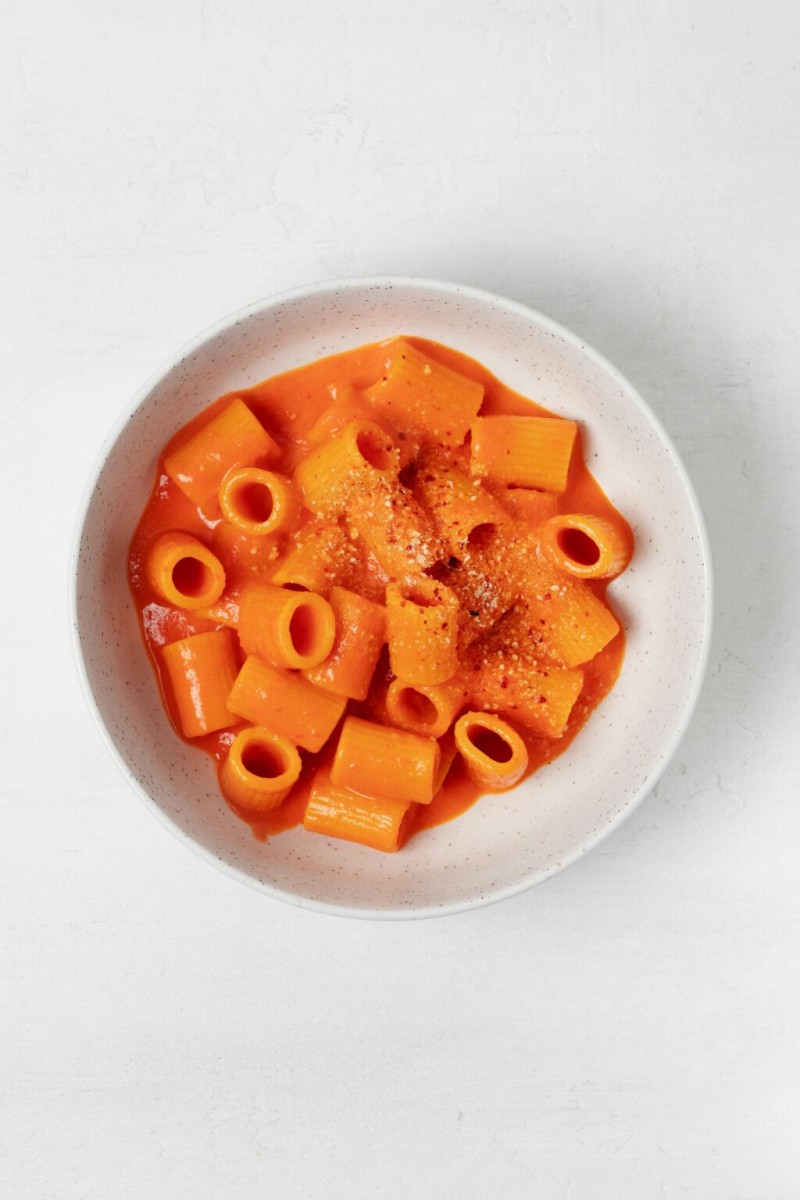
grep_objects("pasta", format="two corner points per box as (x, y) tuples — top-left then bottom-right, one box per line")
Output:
(411, 456), (507, 555)
(538, 512), (633, 580)
(303, 767), (412, 853)
(303, 587), (386, 700)
(161, 630), (239, 739)
(219, 467), (300, 538)
(227, 656), (346, 753)
(237, 583), (336, 670)
(129, 335), (634, 853)
(164, 398), (278, 510)
(384, 678), (466, 739)
(364, 338), (483, 449)
(470, 414), (577, 492)
(146, 531), (226, 611)
(220, 726), (302, 814)
(454, 712), (529, 790)
(293, 419), (399, 517)
(385, 577), (459, 686)
(330, 716), (440, 806)
(269, 518), (347, 595)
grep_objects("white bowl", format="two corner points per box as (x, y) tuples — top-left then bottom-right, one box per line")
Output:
(71, 278), (712, 918)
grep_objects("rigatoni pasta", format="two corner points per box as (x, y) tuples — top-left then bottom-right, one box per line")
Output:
(219, 467), (300, 538)
(454, 712), (529, 790)
(237, 583), (336, 670)
(385, 678), (466, 739)
(293, 419), (399, 516)
(220, 727), (302, 814)
(470, 414), (578, 492)
(146, 531), (226, 611)
(303, 768), (413, 853)
(227, 656), (346, 753)
(129, 334), (634, 853)
(385, 577), (459, 686)
(538, 512), (633, 580)
(303, 587), (386, 700)
(164, 397), (278, 510)
(161, 630), (239, 739)
(363, 338), (483, 449)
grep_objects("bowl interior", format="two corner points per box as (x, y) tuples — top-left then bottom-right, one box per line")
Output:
(73, 280), (710, 916)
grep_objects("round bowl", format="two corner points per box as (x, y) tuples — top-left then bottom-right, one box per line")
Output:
(71, 278), (712, 918)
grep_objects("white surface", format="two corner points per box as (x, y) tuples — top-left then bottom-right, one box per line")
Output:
(2, 1), (799, 1195)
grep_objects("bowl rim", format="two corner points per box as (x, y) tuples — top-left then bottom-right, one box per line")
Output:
(69, 275), (714, 920)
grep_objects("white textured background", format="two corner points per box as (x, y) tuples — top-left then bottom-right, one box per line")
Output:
(3, 2), (800, 1196)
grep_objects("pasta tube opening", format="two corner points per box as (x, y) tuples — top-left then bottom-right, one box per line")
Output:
(356, 425), (396, 470)
(396, 687), (437, 725)
(146, 531), (226, 610)
(238, 583), (336, 670)
(219, 467), (299, 537)
(385, 678), (465, 739)
(465, 522), (498, 552)
(539, 513), (633, 580)
(172, 556), (215, 597)
(454, 712), (529, 790)
(220, 726), (302, 814)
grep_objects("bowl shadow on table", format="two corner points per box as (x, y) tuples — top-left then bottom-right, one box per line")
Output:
(479, 272), (779, 892)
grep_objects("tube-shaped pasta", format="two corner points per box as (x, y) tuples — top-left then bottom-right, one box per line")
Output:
(227, 656), (346, 752)
(270, 519), (348, 595)
(146, 531), (226, 610)
(164, 398), (278, 510)
(330, 716), (440, 805)
(303, 587), (386, 700)
(161, 630), (239, 739)
(349, 484), (442, 579)
(454, 711), (529, 790)
(441, 521), (522, 645)
(465, 646), (584, 739)
(303, 767), (412, 853)
(293, 419), (399, 516)
(385, 578), (459, 686)
(219, 467), (300, 538)
(539, 513), (633, 580)
(385, 678), (466, 739)
(364, 338), (483, 448)
(238, 584), (336, 670)
(412, 459), (507, 554)
(470, 415), (578, 493)
(524, 579), (620, 668)
(220, 726), (302, 814)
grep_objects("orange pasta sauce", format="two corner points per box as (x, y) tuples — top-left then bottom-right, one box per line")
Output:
(128, 338), (631, 846)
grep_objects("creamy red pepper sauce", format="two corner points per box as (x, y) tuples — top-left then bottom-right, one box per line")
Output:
(128, 338), (630, 845)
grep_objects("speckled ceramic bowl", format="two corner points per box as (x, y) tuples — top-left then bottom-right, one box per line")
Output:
(71, 278), (712, 918)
